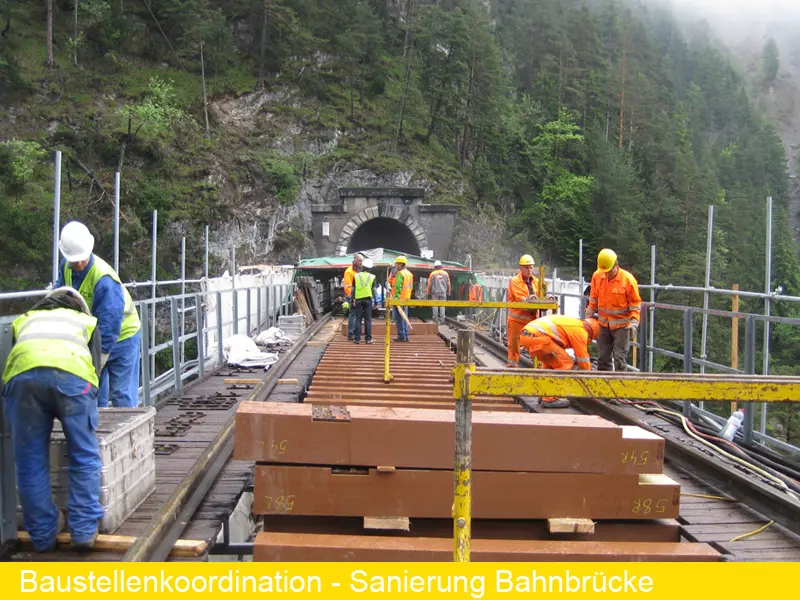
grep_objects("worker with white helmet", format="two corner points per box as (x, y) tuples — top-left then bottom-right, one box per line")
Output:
(426, 260), (450, 325)
(586, 248), (641, 372)
(54, 221), (142, 408)
(2, 287), (104, 552)
(506, 254), (546, 367)
(352, 257), (376, 344)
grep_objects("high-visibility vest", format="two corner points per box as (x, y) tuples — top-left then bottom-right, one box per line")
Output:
(523, 315), (592, 370)
(2, 308), (99, 387)
(354, 272), (376, 300)
(586, 268), (642, 330)
(64, 255), (141, 342)
(469, 284), (483, 302)
(343, 266), (357, 297)
(508, 273), (545, 323)
(395, 269), (413, 299)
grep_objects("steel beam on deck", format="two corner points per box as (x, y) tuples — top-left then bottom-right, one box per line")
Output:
(462, 370), (800, 404)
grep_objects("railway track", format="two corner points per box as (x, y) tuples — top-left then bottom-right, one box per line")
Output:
(441, 317), (800, 562)
(9, 309), (800, 561)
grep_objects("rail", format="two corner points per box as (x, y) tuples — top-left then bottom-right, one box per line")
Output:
(383, 298), (558, 383)
(470, 281), (800, 459)
(449, 328), (800, 562)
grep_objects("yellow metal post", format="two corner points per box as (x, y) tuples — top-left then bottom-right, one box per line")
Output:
(731, 284), (739, 414)
(453, 329), (475, 562)
(384, 298), (392, 382)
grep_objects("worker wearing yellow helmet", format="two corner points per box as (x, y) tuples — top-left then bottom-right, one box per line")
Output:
(506, 254), (547, 367)
(586, 248), (642, 372)
(392, 255), (413, 342)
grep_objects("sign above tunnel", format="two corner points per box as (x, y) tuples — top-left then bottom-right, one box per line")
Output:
(310, 188), (459, 262)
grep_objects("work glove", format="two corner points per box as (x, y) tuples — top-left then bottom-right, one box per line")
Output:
(101, 353), (110, 370)
(524, 294), (538, 303)
(627, 319), (639, 336)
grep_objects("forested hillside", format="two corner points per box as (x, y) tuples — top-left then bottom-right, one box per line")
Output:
(2, 1), (800, 438)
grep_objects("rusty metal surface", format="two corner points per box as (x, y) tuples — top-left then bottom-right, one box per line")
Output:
(342, 318), (439, 336)
(234, 402), (664, 474)
(253, 532), (721, 562)
(310, 334), (519, 410)
(253, 466), (681, 519)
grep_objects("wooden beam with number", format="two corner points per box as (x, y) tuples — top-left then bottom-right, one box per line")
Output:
(16, 532), (208, 557)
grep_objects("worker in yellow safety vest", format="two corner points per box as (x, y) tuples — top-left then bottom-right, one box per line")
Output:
(392, 256), (413, 342)
(55, 221), (142, 408)
(2, 287), (104, 552)
(353, 258), (376, 344)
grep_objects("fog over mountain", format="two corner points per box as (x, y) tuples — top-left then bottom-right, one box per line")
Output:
(653, 0), (800, 235)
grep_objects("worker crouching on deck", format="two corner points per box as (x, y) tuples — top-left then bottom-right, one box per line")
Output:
(56, 221), (142, 408)
(520, 315), (601, 408)
(506, 254), (544, 367)
(586, 249), (642, 372)
(2, 287), (104, 552)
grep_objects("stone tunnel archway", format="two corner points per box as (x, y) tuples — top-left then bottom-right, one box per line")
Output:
(336, 207), (430, 257)
(347, 218), (421, 256)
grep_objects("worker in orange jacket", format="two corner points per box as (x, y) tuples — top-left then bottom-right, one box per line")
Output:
(586, 248), (642, 372)
(392, 256), (413, 342)
(520, 315), (601, 408)
(468, 276), (483, 321)
(506, 254), (545, 367)
(343, 253), (363, 340)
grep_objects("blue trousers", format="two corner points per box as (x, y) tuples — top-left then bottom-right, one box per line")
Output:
(99, 329), (141, 408)
(347, 297), (357, 338)
(353, 299), (372, 342)
(394, 306), (409, 340)
(3, 368), (104, 551)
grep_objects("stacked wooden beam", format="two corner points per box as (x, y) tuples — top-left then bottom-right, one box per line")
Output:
(234, 402), (721, 561)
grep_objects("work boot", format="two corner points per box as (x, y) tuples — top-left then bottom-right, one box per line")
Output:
(394, 337), (404, 342)
(71, 529), (98, 552)
(366, 339), (374, 344)
(540, 397), (571, 409)
(353, 339), (360, 344)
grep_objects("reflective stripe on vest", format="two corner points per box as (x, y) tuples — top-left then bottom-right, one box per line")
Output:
(399, 269), (413, 299)
(2, 308), (99, 387)
(65, 255), (141, 342)
(354, 272), (375, 300)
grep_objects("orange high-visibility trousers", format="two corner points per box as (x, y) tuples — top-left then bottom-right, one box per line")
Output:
(520, 332), (575, 402)
(507, 318), (533, 366)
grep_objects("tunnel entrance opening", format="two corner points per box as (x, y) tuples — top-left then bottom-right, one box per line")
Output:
(347, 217), (421, 256)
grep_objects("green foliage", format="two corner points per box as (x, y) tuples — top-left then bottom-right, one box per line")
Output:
(0, 140), (48, 185)
(762, 37), (780, 84)
(118, 76), (198, 139)
(257, 152), (301, 205)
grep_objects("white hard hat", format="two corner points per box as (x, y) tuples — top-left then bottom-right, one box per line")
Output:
(363, 258), (373, 269)
(434, 260), (442, 268)
(59, 221), (94, 263)
(46, 286), (91, 315)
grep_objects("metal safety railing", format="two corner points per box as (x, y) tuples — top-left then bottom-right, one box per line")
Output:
(383, 298), (559, 383)
(449, 328), (800, 562)
(0, 278), (299, 551)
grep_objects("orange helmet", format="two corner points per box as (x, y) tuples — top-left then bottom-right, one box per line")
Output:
(583, 317), (601, 341)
